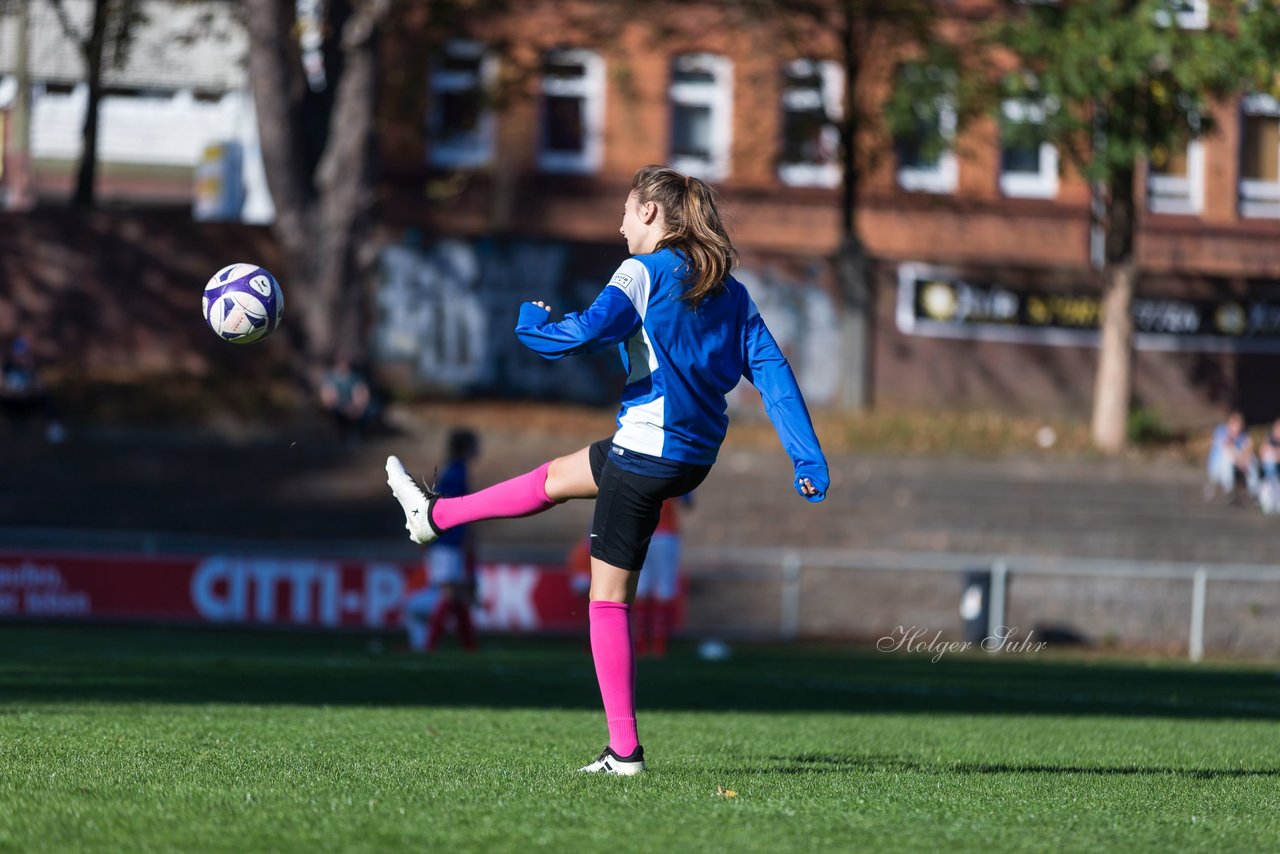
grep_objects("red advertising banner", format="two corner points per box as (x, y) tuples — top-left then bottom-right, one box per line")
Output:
(0, 551), (592, 633)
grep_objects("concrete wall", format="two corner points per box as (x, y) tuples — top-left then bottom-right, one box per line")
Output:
(682, 562), (1280, 660)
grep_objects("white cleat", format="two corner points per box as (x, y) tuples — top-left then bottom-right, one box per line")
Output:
(579, 745), (646, 775)
(385, 455), (440, 545)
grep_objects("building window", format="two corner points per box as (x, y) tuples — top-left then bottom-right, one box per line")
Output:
(1155, 0), (1209, 29)
(28, 84), (248, 168)
(1147, 140), (1204, 215)
(428, 40), (496, 169)
(669, 53), (732, 180)
(778, 59), (842, 188)
(538, 49), (605, 175)
(1240, 94), (1280, 218)
(893, 65), (957, 194)
(999, 98), (1058, 199)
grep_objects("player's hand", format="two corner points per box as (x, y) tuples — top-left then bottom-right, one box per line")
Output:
(517, 301), (553, 330)
(799, 477), (819, 497)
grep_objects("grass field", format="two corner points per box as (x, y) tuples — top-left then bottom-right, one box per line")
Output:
(3, 626), (1280, 852)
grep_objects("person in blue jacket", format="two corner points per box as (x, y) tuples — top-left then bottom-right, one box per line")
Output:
(386, 164), (828, 775)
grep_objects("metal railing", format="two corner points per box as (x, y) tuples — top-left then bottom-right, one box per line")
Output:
(2, 527), (1276, 661)
(684, 546), (1280, 662)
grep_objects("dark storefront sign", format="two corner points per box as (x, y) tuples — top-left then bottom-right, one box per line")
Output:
(897, 263), (1280, 353)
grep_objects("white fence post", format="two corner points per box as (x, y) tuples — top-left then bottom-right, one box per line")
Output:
(987, 559), (1008, 644)
(1189, 567), (1208, 663)
(780, 551), (802, 641)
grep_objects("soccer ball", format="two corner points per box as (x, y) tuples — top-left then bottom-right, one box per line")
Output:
(203, 263), (284, 344)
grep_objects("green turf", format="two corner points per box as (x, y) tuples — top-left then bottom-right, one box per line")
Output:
(3, 626), (1279, 852)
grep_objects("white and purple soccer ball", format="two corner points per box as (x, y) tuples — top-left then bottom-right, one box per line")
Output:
(202, 263), (284, 344)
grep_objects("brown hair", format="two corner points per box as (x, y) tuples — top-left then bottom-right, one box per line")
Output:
(630, 165), (738, 307)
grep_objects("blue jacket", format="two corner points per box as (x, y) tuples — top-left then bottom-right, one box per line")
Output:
(434, 459), (469, 547)
(514, 248), (828, 502)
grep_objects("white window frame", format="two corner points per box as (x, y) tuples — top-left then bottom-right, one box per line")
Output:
(537, 48), (605, 175)
(668, 53), (732, 181)
(1147, 139), (1205, 215)
(999, 98), (1059, 199)
(1240, 94), (1280, 219)
(1155, 0), (1209, 29)
(896, 98), (958, 194)
(428, 40), (497, 170)
(777, 58), (843, 189)
(0, 75), (17, 109)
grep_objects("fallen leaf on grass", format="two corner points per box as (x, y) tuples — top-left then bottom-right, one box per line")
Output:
(715, 785), (738, 798)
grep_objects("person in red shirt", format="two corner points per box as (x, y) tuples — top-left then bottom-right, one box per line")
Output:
(633, 494), (690, 657)
(402, 562), (439, 652)
(425, 429), (480, 651)
(403, 429), (480, 652)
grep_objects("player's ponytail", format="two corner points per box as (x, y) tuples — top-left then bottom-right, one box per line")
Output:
(630, 165), (737, 308)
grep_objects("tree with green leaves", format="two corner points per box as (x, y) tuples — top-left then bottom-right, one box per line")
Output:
(724, 0), (952, 410)
(585, 1), (949, 410)
(961, 0), (1279, 452)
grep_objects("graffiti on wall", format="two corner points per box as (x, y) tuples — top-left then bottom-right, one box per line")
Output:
(377, 237), (623, 404)
(732, 256), (842, 408)
(376, 236), (842, 407)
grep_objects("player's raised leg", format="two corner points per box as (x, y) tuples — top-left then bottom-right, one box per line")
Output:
(386, 446), (596, 544)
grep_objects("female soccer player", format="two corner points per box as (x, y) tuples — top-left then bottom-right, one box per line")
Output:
(386, 164), (828, 775)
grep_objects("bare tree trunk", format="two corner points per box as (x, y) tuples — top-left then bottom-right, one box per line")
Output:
(244, 0), (312, 259)
(836, 4), (871, 410)
(836, 235), (871, 410)
(1090, 169), (1137, 453)
(74, 0), (110, 208)
(243, 0), (388, 371)
(309, 0), (386, 363)
(6, 0), (36, 211)
(1091, 261), (1136, 452)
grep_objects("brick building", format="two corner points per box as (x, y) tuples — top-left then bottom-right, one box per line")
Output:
(4, 1), (1277, 424)
(375, 0), (1280, 425)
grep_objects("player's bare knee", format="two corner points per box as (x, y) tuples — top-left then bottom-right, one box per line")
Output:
(589, 585), (634, 605)
(545, 448), (596, 501)
(589, 559), (638, 604)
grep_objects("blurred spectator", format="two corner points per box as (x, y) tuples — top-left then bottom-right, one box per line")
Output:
(633, 493), (691, 658)
(401, 562), (440, 652)
(1206, 411), (1256, 504)
(422, 429), (481, 652)
(565, 529), (594, 648)
(319, 355), (375, 444)
(566, 530), (593, 600)
(1, 335), (65, 443)
(1258, 419), (1280, 515)
(2, 336), (39, 394)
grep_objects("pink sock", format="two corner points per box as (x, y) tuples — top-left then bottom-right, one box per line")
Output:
(589, 600), (639, 756)
(430, 462), (555, 531)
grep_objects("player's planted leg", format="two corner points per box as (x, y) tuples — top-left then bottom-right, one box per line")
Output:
(580, 557), (646, 775)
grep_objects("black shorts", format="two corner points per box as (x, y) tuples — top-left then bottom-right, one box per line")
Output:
(588, 437), (711, 571)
